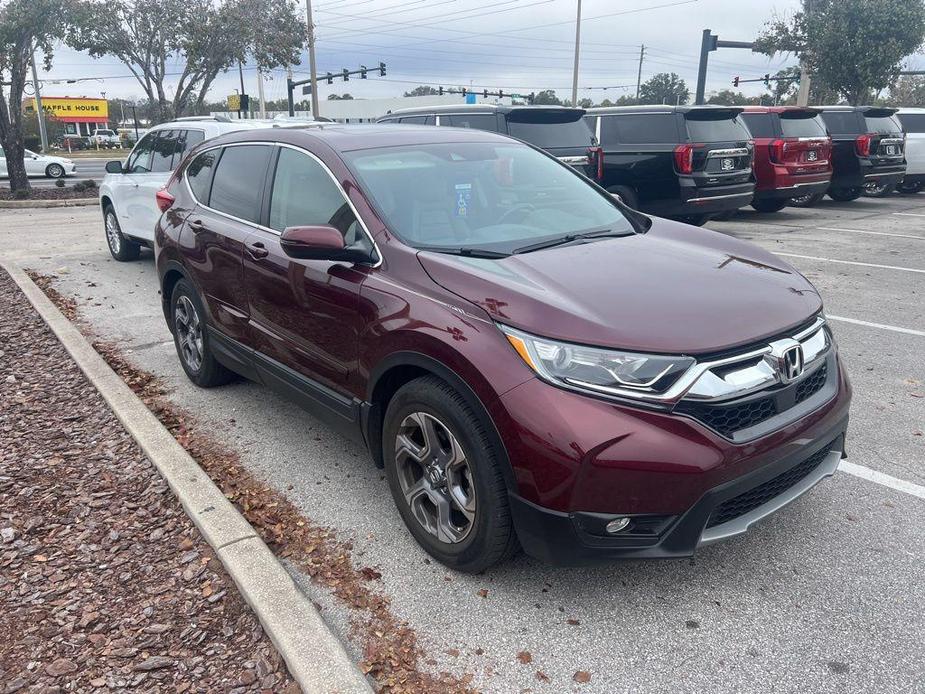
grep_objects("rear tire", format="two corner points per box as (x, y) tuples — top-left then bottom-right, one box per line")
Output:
(104, 205), (140, 262)
(897, 179), (923, 194)
(863, 181), (896, 197)
(607, 185), (639, 210)
(789, 192), (825, 207)
(382, 376), (518, 573)
(170, 279), (235, 388)
(827, 187), (862, 202)
(750, 198), (789, 213)
(675, 214), (709, 226)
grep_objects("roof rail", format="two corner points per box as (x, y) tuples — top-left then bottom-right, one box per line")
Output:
(173, 115), (233, 123)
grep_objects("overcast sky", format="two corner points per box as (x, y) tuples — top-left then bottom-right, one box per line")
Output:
(33, 0), (925, 107)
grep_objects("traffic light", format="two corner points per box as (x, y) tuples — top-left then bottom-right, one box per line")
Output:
(360, 65), (367, 79)
(343, 68), (350, 82)
(733, 76), (739, 87)
(438, 86), (444, 95)
(379, 62), (386, 76)
(763, 73), (771, 88)
(325, 72), (333, 85)
(483, 89), (488, 98)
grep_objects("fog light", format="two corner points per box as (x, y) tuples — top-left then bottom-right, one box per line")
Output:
(605, 517), (631, 534)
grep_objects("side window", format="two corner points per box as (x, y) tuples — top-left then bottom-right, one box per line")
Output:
(601, 114), (678, 144)
(739, 113), (776, 138)
(268, 148), (359, 241)
(151, 130), (178, 173)
(127, 133), (157, 173)
(209, 145), (273, 223)
(186, 150), (219, 203)
(174, 130), (205, 167)
(819, 111), (860, 135)
(400, 115), (434, 125)
(444, 114), (498, 131)
(898, 113), (925, 133)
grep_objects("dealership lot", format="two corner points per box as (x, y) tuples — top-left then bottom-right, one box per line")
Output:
(1, 196), (922, 693)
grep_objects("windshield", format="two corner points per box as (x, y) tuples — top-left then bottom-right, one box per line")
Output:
(507, 118), (595, 149)
(781, 114), (828, 138)
(344, 142), (632, 254)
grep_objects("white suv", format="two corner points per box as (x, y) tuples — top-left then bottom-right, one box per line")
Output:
(100, 117), (276, 261)
(896, 108), (925, 194)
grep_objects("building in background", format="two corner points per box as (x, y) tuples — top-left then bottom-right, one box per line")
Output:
(24, 96), (109, 136)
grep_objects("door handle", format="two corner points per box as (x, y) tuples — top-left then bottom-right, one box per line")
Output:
(188, 218), (205, 233)
(246, 240), (269, 259)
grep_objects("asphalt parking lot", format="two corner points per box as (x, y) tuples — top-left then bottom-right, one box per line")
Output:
(1, 195), (923, 693)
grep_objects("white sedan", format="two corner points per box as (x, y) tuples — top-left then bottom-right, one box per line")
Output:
(0, 146), (77, 178)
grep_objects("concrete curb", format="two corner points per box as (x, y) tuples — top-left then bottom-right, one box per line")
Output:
(0, 198), (97, 209)
(1, 261), (373, 694)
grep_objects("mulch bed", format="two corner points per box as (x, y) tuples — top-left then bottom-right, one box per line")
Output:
(0, 269), (297, 693)
(0, 186), (98, 201)
(24, 273), (481, 693)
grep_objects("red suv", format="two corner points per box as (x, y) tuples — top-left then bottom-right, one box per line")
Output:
(739, 106), (833, 213)
(155, 126), (851, 572)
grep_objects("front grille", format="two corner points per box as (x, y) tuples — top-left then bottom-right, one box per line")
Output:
(795, 363), (827, 403)
(705, 442), (834, 529)
(676, 397), (777, 439)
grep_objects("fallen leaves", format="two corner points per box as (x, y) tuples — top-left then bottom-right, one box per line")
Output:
(516, 651), (533, 664)
(573, 670), (592, 684)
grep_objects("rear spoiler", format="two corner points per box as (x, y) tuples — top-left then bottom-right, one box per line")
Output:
(682, 107), (744, 121)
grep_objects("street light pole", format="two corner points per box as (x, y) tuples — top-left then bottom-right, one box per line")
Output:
(30, 53), (48, 152)
(570, 0), (582, 107)
(306, 0), (320, 119)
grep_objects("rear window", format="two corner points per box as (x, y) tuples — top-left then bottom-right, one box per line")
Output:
(739, 113), (775, 138)
(819, 111), (862, 135)
(780, 114), (828, 138)
(507, 117), (595, 149)
(898, 113), (925, 133)
(684, 114), (750, 142)
(864, 115), (902, 134)
(600, 114), (678, 144)
(443, 114), (498, 131)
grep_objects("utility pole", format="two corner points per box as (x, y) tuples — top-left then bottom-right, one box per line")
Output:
(306, 0), (320, 119)
(257, 69), (266, 119)
(238, 62), (246, 118)
(570, 0), (582, 107)
(635, 44), (646, 101)
(796, 0), (813, 106)
(30, 53), (48, 152)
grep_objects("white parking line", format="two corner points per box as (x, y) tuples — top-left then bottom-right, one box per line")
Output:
(840, 461), (925, 501)
(817, 226), (925, 241)
(826, 315), (925, 337)
(775, 252), (925, 274)
(894, 212), (925, 218)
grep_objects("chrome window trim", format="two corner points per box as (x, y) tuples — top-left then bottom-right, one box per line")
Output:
(183, 140), (382, 268)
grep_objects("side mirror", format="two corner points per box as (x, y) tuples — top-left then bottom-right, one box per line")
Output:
(105, 160), (124, 174)
(280, 225), (373, 263)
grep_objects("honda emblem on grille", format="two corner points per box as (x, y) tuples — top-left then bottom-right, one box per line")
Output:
(721, 158), (735, 171)
(766, 339), (805, 384)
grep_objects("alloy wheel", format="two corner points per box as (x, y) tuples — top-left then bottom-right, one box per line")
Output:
(46, 164), (64, 178)
(105, 212), (121, 255)
(394, 412), (476, 544)
(174, 295), (204, 373)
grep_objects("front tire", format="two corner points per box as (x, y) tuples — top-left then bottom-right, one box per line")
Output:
(45, 163), (65, 178)
(750, 198), (789, 213)
(863, 180), (896, 197)
(897, 179), (923, 195)
(382, 376), (518, 573)
(827, 187), (862, 202)
(104, 205), (140, 262)
(170, 279), (235, 388)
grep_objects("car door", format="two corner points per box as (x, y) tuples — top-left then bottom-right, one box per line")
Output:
(242, 144), (371, 402)
(180, 144), (274, 348)
(108, 131), (159, 238)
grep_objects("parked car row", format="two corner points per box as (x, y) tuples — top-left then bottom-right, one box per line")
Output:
(97, 111), (854, 572)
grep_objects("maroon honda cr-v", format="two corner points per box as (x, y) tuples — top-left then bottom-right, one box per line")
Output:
(154, 125), (851, 572)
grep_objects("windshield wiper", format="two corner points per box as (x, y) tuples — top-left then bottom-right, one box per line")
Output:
(423, 246), (511, 259)
(512, 229), (631, 255)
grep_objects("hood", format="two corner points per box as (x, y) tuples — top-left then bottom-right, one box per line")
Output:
(417, 219), (822, 355)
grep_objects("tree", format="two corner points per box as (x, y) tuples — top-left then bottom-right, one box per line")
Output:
(68, 0), (307, 123)
(707, 89), (748, 106)
(0, 0), (71, 193)
(639, 73), (689, 105)
(327, 93), (354, 100)
(530, 89), (562, 105)
(769, 66), (802, 104)
(887, 75), (925, 106)
(22, 111), (65, 151)
(577, 97), (594, 109)
(403, 85), (440, 97)
(755, 0), (925, 105)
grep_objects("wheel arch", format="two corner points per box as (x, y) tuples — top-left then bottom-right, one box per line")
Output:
(363, 351), (517, 490)
(159, 260), (190, 327)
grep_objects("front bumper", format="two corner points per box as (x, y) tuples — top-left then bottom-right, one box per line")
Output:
(495, 351), (852, 566)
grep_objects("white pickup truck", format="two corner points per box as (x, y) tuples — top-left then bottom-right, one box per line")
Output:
(90, 129), (122, 148)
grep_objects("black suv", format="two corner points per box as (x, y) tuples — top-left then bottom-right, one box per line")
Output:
(377, 104), (601, 181)
(809, 106), (906, 203)
(584, 105), (755, 225)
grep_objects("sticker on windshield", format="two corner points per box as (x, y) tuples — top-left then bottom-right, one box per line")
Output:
(455, 183), (472, 217)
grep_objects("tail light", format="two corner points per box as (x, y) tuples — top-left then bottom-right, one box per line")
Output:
(769, 139), (791, 165)
(588, 146), (604, 180)
(855, 133), (874, 157)
(155, 188), (175, 213)
(673, 144), (698, 174)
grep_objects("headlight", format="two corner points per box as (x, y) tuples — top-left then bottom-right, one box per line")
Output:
(499, 324), (695, 399)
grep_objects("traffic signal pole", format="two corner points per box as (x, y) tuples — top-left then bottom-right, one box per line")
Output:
(306, 0), (319, 119)
(695, 29), (755, 105)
